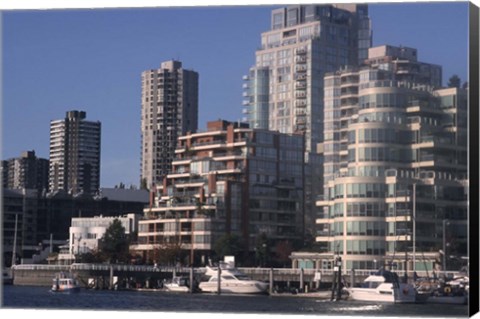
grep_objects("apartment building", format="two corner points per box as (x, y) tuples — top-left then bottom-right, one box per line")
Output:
(49, 110), (101, 195)
(315, 45), (467, 271)
(133, 120), (305, 265)
(141, 60), (199, 189)
(2, 150), (49, 192)
(243, 4), (372, 237)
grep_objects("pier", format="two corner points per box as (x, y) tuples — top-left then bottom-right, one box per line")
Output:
(11, 263), (458, 291)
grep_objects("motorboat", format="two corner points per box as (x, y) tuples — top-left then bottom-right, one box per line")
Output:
(346, 269), (416, 303)
(416, 276), (468, 305)
(51, 272), (80, 292)
(199, 262), (268, 294)
(164, 276), (191, 293)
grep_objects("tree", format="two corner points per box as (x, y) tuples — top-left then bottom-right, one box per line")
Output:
(255, 233), (270, 267)
(140, 178), (148, 190)
(152, 242), (184, 266)
(98, 219), (130, 263)
(447, 75), (461, 88)
(274, 240), (294, 267)
(462, 81), (468, 89)
(214, 234), (243, 260)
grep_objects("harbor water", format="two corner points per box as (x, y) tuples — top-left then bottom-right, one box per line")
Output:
(1, 285), (469, 317)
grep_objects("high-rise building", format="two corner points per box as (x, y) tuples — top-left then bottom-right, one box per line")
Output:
(243, 4), (372, 237)
(243, 4), (371, 147)
(314, 45), (467, 271)
(49, 110), (101, 195)
(2, 150), (49, 192)
(141, 60), (199, 189)
(133, 120), (305, 265)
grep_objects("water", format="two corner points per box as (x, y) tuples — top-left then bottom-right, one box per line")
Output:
(1, 285), (469, 317)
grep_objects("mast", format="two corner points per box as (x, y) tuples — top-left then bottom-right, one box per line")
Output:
(413, 183), (416, 273)
(11, 213), (18, 266)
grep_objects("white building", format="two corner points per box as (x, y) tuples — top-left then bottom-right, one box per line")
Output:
(68, 213), (139, 255)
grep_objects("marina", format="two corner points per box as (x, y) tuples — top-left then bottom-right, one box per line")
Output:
(1, 284), (469, 317)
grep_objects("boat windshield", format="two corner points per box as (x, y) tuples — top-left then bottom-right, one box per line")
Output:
(235, 275), (251, 281)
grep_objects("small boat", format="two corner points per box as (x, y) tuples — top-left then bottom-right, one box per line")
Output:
(164, 276), (191, 293)
(416, 276), (469, 305)
(346, 269), (416, 303)
(199, 262), (268, 294)
(51, 272), (80, 293)
(2, 268), (13, 285)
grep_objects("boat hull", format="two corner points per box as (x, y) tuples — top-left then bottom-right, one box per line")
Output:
(164, 286), (190, 293)
(426, 295), (468, 305)
(199, 282), (268, 294)
(51, 286), (80, 293)
(347, 284), (416, 303)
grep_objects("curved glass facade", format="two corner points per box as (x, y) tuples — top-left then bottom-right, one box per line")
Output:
(317, 45), (468, 271)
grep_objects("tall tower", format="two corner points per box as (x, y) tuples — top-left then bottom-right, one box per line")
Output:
(49, 110), (101, 195)
(141, 60), (199, 189)
(243, 4), (372, 238)
(243, 4), (371, 150)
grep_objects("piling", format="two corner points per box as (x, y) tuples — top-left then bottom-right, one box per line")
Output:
(269, 268), (273, 295)
(217, 266), (221, 295)
(350, 269), (355, 288)
(299, 268), (304, 291)
(109, 265), (114, 290)
(189, 267), (194, 294)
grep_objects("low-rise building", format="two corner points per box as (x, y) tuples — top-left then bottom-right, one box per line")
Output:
(68, 213), (140, 256)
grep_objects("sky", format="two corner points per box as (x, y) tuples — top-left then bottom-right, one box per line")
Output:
(1, 1), (470, 188)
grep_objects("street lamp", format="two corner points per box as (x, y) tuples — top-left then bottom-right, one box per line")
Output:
(442, 219), (450, 271)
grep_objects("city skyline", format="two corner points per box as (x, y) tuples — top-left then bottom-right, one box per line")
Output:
(2, 2), (469, 188)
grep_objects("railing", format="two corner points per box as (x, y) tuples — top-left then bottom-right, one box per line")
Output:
(12, 264), (464, 281)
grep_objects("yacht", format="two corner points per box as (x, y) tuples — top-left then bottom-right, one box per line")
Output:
(199, 262), (268, 294)
(346, 269), (416, 303)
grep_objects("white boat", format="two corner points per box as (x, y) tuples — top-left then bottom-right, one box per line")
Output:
(2, 268), (13, 285)
(346, 270), (416, 303)
(199, 262), (268, 294)
(51, 273), (80, 292)
(164, 276), (191, 293)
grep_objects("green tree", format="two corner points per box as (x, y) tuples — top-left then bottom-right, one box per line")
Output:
(274, 240), (294, 267)
(214, 234), (243, 260)
(255, 233), (270, 267)
(140, 178), (149, 190)
(98, 219), (130, 263)
(447, 75), (461, 88)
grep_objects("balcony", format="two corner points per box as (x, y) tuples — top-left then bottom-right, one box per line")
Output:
(295, 56), (307, 64)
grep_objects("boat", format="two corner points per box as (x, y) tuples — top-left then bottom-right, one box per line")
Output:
(164, 276), (191, 293)
(51, 272), (80, 292)
(346, 269), (416, 303)
(416, 276), (468, 305)
(2, 268), (13, 285)
(199, 262), (268, 294)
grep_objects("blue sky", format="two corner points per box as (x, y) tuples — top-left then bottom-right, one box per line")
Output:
(2, 2), (469, 188)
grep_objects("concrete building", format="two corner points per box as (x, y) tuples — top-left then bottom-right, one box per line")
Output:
(2, 151), (49, 192)
(141, 60), (199, 189)
(133, 120), (305, 265)
(315, 45), (467, 271)
(243, 4), (372, 237)
(49, 110), (101, 195)
(68, 213), (140, 257)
